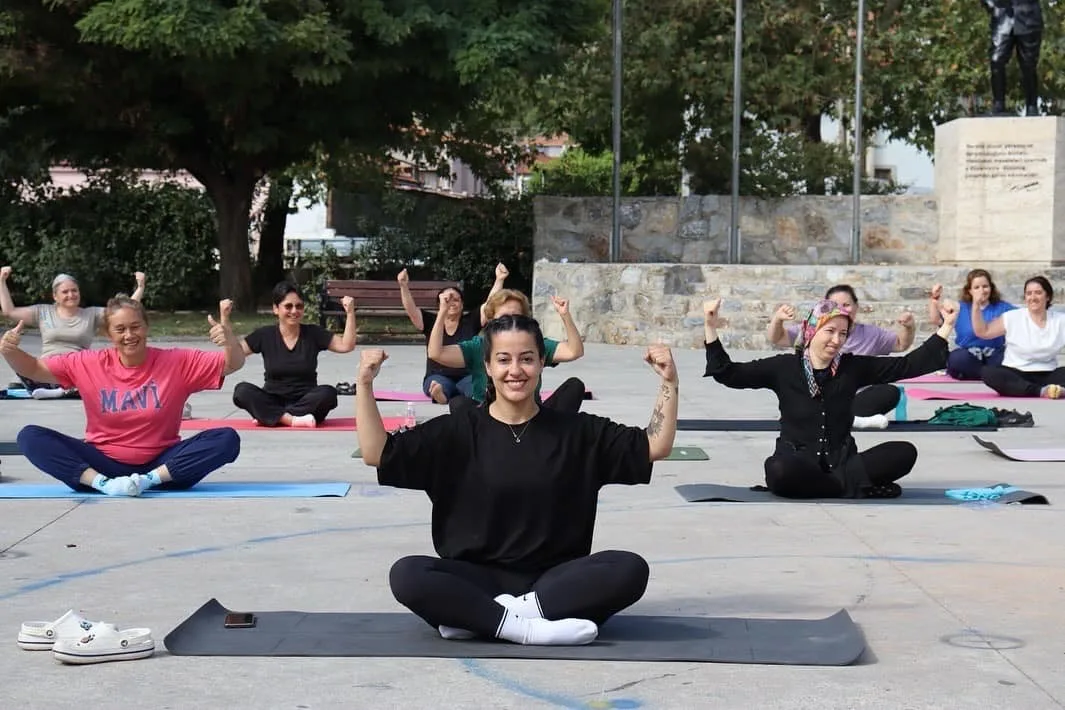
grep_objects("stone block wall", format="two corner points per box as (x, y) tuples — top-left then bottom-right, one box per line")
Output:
(533, 195), (940, 266)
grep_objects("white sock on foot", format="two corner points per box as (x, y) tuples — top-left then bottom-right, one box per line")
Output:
(495, 610), (597, 646)
(495, 592), (544, 619)
(289, 414), (317, 428)
(853, 414), (889, 430)
(31, 388), (67, 400)
(438, 625), (476, 640)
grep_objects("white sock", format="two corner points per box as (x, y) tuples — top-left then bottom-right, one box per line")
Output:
(31, 388), (67, 400)
(289, 414), (317, 428)
(494, 609), (597, 646)
(853, 414), (889, 430)
(437, 625), (476, 640)
(495, 592), (544, 619)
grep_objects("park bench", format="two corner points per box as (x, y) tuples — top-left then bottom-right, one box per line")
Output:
(318, 279), (462, 334)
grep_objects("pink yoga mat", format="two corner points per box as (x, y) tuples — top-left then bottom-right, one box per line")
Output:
(904, 388), (1001, 401)
(899, 374), (961, 384)
(179, 416), (406, 432)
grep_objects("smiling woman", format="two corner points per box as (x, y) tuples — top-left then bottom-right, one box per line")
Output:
(0, 296), (246, 497)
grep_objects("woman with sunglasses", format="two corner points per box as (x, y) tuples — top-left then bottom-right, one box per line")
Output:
(232, 281), (357, 427)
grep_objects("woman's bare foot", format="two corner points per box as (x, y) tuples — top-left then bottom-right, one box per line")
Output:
(428, 381), (448, 405)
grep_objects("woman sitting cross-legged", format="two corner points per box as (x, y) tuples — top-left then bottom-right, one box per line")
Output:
(706, 296), (958, 499)
(1, 296), (245, 496)
(0, 266), (146, 398)
(972, 275), (1065, 398)
(232, 281), (356, 428)
(356, 315), (679, 645)
(927, 270), (1015, 380)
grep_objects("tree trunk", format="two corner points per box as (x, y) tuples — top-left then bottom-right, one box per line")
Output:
(201, 172), (259, 311)
(255, 175), (293, 299)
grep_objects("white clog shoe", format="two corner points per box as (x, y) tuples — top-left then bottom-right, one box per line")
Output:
(17, 610), (98, 651)
(52, 624), (155, 665)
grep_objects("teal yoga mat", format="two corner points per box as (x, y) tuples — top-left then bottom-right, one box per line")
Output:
(0, 482), (352, 499)
(0, 442), (21, 455)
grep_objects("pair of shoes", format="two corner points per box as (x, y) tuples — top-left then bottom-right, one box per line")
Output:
(336, 382), (355, 396)
(990, 408), (1034, 427)
(18, 610), (155, 664)
(863, 482), (903, 499)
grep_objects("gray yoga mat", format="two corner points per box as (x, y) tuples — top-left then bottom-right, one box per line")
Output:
(973, 435), (1065, 462)
(0, 442), (20, 455)
(163, 598), (866, 666)
(677, 419), (997, 432)
(675, 483), (1049, 505)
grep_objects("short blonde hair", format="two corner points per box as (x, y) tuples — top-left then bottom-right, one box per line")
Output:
(104, 294), (148, 329)
(483, 289), (531, 319)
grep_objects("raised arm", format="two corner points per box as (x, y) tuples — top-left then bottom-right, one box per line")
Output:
(480, 262), (509, 325)
(130, 271), (147, 302)
(547, 295), (584, 362)
(854, 300), (958, 385)
(644, 345), (679, 462)
(396, 269), (423, 331)
(767, 303), (796, 348)
(702, 299), (780, 390)
(329, 296), (357, 353)
(208, 299), (246, 376)
(355, 348), (390, 466)
(971, 298), (1006, 339)
(0, 321), (58, 384)
(892, 311), (917, 352)
(0, 267), (39, 325)
(426, 291), (465, 368)
(927, 283), (944, 326)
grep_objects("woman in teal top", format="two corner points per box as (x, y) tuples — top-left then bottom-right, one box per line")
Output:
(928, 269), (1015, 380)
(428, 288), (586, 412)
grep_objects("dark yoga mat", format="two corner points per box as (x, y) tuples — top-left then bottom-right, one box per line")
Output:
(973, 435), (1065, 462)
(675, 483), (1049, 505)
(0, 442), (20, 455)
(677, 419), (998, 432)
(164, 598), (866, 666)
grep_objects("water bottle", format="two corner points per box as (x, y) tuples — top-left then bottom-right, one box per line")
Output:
(894, 385), (908, 422)
(405, 402), (417, 428)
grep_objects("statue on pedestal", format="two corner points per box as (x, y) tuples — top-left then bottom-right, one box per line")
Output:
(983, 0), (1043, 116)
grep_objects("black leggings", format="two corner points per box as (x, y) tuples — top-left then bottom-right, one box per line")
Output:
(981, 365), (1065, 397)
(763, 442), (917, 499)
(389, 550), (649, 635)
(232, 382), (338, 426)
(853, 384), (901, 417)
(448, 377), (587, 415)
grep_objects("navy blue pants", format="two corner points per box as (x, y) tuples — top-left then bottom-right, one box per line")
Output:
(17, 424), (240, 492)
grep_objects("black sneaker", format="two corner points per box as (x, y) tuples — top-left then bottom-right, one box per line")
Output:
(991, 408), (1034, 427)
(864, 482), (903, 499)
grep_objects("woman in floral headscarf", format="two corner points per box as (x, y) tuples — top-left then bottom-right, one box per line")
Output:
(700, 297), (958, 499)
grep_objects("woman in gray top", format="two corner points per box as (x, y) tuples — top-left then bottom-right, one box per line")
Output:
(0, 267), (146, 397)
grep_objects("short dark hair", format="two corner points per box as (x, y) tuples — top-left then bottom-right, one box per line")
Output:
(271, 281), (304, 306)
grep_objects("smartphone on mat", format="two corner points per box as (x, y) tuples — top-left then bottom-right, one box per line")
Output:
(223, 612), (257, 629)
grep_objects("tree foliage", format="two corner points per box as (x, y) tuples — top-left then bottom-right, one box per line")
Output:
(0, 0), (603, 307)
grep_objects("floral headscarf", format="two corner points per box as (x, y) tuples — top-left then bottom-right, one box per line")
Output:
(795, 299), (853, 397)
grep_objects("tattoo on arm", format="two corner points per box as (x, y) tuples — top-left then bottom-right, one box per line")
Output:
(647, 405), (665, 437)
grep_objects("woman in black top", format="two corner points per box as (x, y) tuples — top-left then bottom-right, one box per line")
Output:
(703, 296), (958, 499)
(232, 282), (357, 428)
(355, 315), (679, 646)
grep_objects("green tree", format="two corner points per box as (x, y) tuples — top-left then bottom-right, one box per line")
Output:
(0, 0), (603, 308)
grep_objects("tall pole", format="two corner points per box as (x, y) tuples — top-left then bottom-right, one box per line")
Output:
(851, 0), (865, 264)
(610, 0), (623, 262)
(729, 0), (743, 264)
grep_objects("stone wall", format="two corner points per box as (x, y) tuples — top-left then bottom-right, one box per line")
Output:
(532, 263), (1065, 349)
(533, 195), (940, 266)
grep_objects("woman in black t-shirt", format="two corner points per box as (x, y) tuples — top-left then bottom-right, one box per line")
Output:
(232, 282), (357, 428)
(355, 315), (679, 646)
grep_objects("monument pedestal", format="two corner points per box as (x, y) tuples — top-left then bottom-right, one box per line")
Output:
(936, 116), (1065, 264)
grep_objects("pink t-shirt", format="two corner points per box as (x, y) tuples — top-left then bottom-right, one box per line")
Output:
(45, 347), (226, 465)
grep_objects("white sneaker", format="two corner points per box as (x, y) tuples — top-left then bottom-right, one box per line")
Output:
(52, 624), (155, 664)
(17, 610), (98, 650)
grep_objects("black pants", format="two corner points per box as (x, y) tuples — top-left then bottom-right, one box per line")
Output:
(448, 377), (587, 415)
(232, 382), (338, 426)
(853, 384), (901, 417)
(990, 28), (1041, 109)
(763, 442), (917, 499)
(982, 365), (1065, 397)
(389, 550), (649, 636)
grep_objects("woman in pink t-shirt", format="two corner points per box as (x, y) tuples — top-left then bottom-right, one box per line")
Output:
(0, 296), (247, 496)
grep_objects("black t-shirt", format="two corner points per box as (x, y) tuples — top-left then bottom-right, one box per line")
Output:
(421, 308), (481, 380)
(244, 324), (333, 399)
(377, 406), (653, 572)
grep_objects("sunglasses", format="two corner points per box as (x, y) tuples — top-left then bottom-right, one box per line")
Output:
(281, 303), (305, 311)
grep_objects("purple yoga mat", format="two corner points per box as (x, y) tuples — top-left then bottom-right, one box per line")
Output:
(904, 388), (1001, 401)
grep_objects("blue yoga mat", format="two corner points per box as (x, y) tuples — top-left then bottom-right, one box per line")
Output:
(0, 482), (352, 499)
